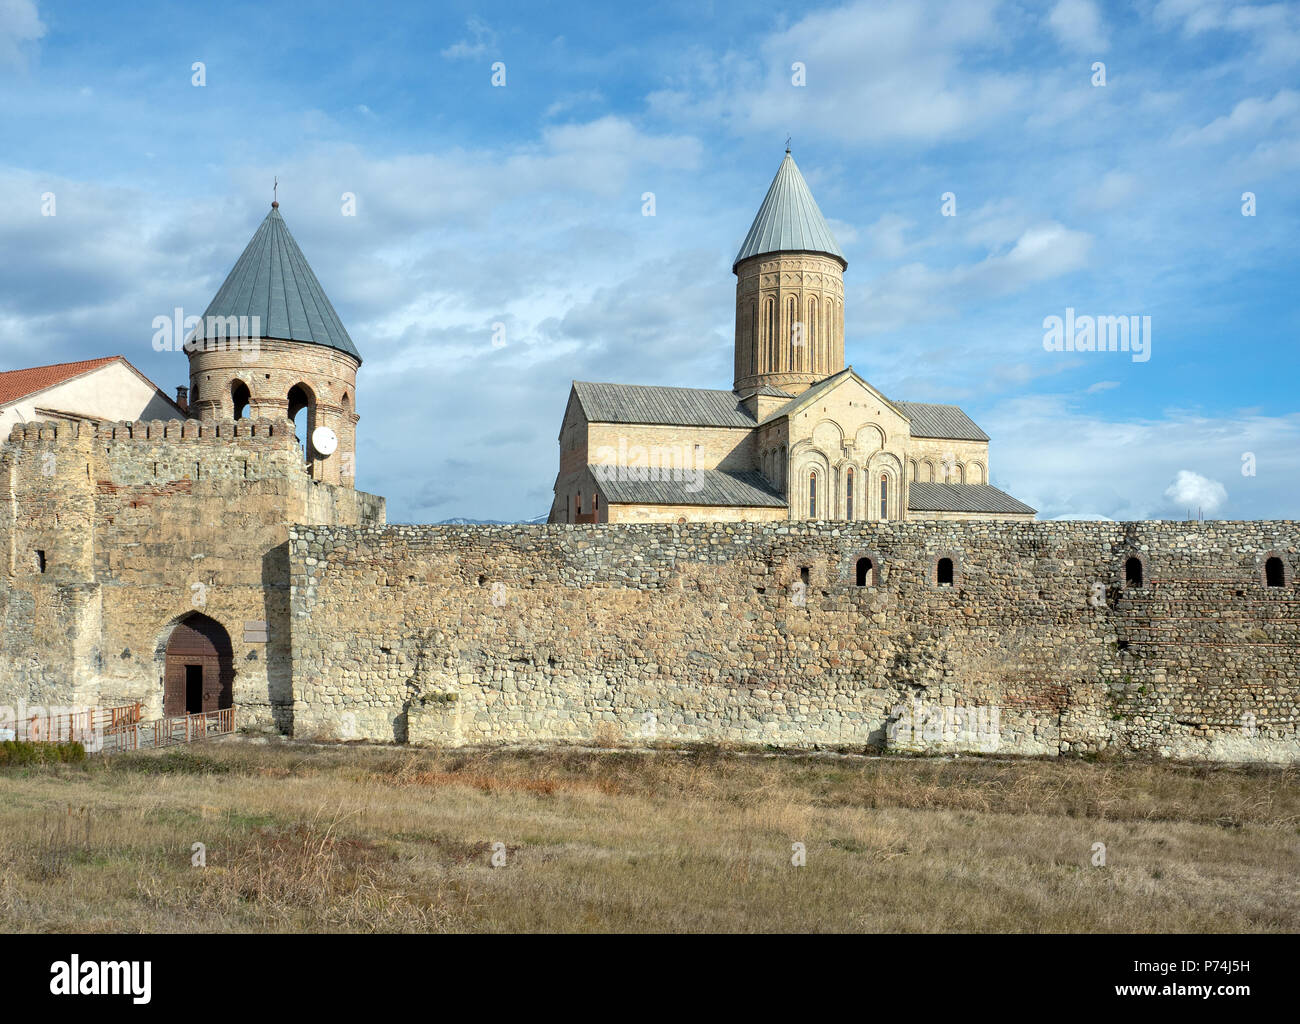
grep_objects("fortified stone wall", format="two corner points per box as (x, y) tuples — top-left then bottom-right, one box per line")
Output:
(288, 520), (1299, 762)
(0, 418), (385, 729)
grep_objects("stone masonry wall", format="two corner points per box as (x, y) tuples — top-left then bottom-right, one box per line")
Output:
(0, 418), (385, 730)
(288, 520), (1299, 762)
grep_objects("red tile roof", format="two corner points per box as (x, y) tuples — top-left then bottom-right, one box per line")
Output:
(0, 356), (129, 406)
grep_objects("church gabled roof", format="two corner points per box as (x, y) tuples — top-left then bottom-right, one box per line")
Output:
(758, 367), (904, 425)
(892, 401), (989, 442)
(908, 483), (1036, 516)
(591, 465), (786, 508)
(570, 381), (757, 428)
(733, 151), (845, 271)
(197, 204), (361, 362)
(756, 368), (991, 442)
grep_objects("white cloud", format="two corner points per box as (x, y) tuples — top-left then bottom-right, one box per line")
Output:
(860, 221), (1093, 332)
(861, 213), (917, 261)
(1177, 88), (1300, 145)
(981, 394), (1298, 520)
(544, 90), (605, 119)
(648, 0), (1028, 143)
(0, 0), (44, 69)
(1163, 469), (1228, 513)
(1047, 0), (1109, 53)
(1077, 170), (1140, 211)
(440, 16), (496, 60)
(1154, 0), (1300, 66)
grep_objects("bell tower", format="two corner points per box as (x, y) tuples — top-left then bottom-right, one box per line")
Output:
(186, 200), (362, 487)
(733, 149), (846, 397)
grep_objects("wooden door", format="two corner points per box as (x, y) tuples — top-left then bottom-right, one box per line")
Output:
(163, 615), (234, 716)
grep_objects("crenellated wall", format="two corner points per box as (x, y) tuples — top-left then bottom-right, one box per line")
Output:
(3, 419), (1295, 766)
(0, 418), (384, 729)
(287, 521), (1299, 762)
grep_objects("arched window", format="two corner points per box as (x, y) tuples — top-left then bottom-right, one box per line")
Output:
(788, 296), (798, 370)
(577, 491), (583, 516)
(1265, 556), (1285, 587)
(937, 557), (954, 586)
(749, 303), (758, 375)
(808, 298), (818, 374)
(759, 296), (769, 371)
(846, 468), (854, 520)
(880, 474), (889, 521)
(287, 382), (315, 457)
(592, 492), (599, 519)
(809, 471), (817, 518)
(1124, 556), (1143, 588)
(855, 557), (874, 587)
(231, 380), (250, 420)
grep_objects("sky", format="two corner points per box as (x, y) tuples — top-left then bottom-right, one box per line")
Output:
(0, 0), (1297, 523)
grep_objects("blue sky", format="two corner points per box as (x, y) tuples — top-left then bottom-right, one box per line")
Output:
(1, 0), (1297, 522)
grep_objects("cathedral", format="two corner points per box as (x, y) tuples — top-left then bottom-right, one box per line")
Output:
(549, 150), (1035, 525)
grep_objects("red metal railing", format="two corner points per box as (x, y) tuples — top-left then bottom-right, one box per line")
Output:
(100, 707), (236, 753)
(3, 701), (235, 754)
(8, 701), (142, 745)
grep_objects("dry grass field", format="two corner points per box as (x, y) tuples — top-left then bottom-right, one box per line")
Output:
(0, 740), (1296, 933)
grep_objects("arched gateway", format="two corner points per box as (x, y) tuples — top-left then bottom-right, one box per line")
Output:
(162, 614), (234, 717)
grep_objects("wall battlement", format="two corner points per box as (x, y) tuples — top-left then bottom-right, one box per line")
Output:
(5, 416), (300, 446)
(287, 520), (1299, 762)
(0, 415), (382, 726)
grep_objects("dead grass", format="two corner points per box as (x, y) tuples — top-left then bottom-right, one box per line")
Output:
(0, 742), (1295, 932)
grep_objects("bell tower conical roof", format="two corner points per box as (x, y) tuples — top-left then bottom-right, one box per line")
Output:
(732, 150), (845, 272)
(198, 203), (361, 362)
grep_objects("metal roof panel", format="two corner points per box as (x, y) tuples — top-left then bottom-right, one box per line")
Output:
(733, 151), (845, 269)
(592, 466), (786, 508)
(893, 401), (988, 441)
(198, 206), (360, 362)
(907, 482), (1035, 515)
(573, 381), (758, 428)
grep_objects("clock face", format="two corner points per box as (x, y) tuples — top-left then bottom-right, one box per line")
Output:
(311, 426), (338, 456)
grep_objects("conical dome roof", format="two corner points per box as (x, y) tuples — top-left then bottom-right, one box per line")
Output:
(733, 151), (845, 271)
(198, 204), (360, 362)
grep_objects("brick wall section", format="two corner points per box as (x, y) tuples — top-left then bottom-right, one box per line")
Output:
(287, 520), (1300, 762)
